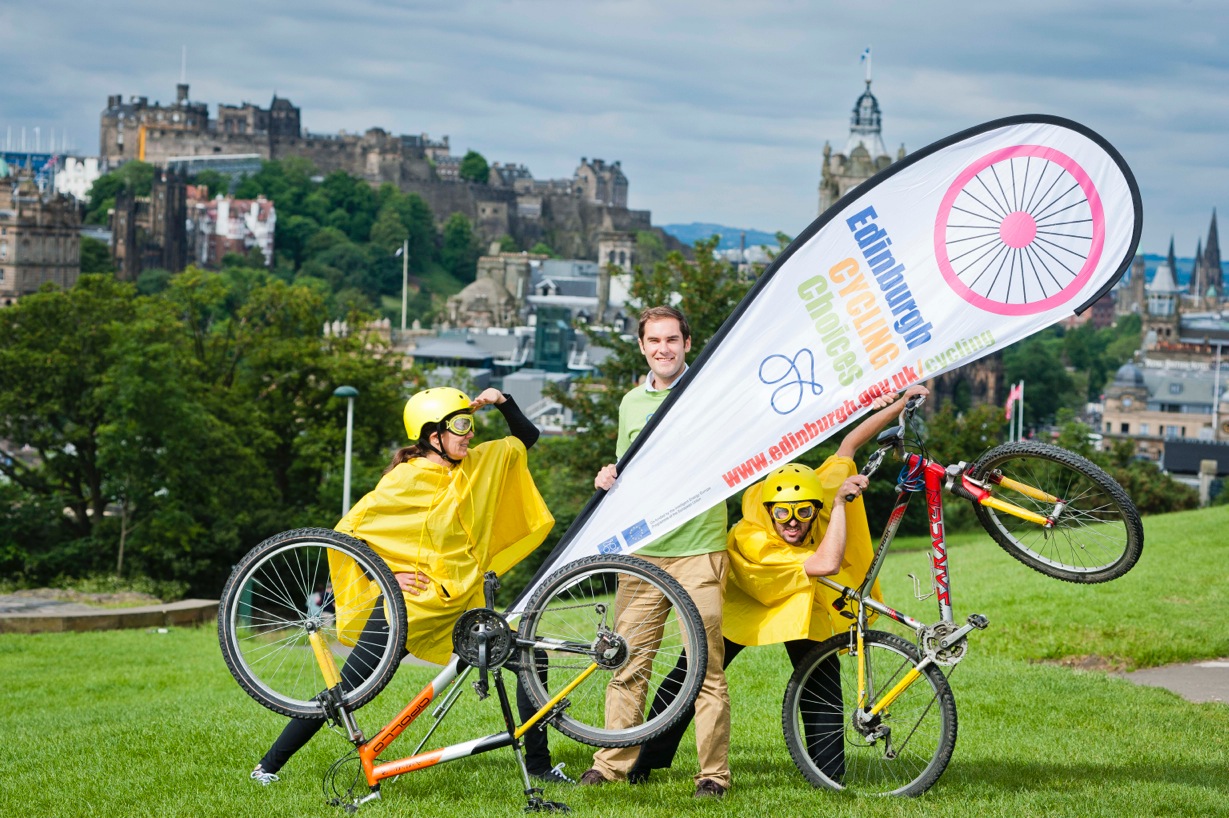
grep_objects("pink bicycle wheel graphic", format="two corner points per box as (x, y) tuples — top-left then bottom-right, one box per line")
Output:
(934, 145), (1105, 316)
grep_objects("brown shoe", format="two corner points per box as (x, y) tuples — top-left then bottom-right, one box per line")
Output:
(579, 768), (609, 786)
(694, 778), (727, 798)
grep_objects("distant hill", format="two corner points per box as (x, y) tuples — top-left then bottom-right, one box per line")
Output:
(661, 223), (782, 251)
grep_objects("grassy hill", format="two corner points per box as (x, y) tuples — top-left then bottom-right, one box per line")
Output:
(2, 506), (1226, 817)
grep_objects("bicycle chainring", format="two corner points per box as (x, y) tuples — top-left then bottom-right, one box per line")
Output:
(452, 608), (514, 668)
(920, 622), (966, 665)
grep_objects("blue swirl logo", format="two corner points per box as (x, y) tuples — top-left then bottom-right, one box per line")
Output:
(759, 348), (824, 415)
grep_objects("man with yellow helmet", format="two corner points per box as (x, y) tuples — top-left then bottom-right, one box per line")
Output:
(252, 386), (571, 786)
(628, 385), (927, 784)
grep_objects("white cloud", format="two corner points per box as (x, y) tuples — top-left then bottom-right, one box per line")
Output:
(2, 0), (1226, 254)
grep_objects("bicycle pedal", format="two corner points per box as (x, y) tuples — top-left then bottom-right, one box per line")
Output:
(967, 613), (989, 630)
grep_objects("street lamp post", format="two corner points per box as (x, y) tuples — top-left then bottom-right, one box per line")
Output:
(333, 385), (360, 515)
(400, 238), (409, 336)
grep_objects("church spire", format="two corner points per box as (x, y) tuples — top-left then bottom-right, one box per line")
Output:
(1204, 209), (1221, 297)
(1191, 238), (1204, 295)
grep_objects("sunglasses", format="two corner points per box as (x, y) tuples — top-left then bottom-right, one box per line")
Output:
(442, 414), (474, 435)
(769, 501), (819, 524)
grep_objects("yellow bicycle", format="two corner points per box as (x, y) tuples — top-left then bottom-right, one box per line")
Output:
(783, 396), (1143, 796)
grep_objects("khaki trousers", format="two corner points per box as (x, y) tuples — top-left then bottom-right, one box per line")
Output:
(591, 551), (731, 788)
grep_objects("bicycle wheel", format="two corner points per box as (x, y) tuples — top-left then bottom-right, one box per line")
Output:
(218, 528), (408, 718)
(782, 630), (957, 797)
(969, 441), (1143, 583)
(516, 555), (707, 748)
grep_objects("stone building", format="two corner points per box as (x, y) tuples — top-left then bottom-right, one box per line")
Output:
(1102, 360), (1227, 459)
(111, 167), (188, 280)
(100, 84), (445, 187)
(818, 79), (905, 215)
(0, 171), (81, 306)
(187, 188), (276, 268)
(1188, 210), (1223, 305)
(99, 84), (677, 268)
(815, 73), (998, 411)
(574, 158), (628, 208)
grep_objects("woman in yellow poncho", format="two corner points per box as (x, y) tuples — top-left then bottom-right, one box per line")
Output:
(251, 387), (566, 786)
(627, 386), (926, 783)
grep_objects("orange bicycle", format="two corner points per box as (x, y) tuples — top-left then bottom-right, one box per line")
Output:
(218, 535), (707, 812)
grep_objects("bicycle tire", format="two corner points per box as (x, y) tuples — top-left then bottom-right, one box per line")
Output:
(782, 630), (957, 797)
(516, 555), (707, 748)
(218, 528), (408, 718)
(969, 441), (1143, 583)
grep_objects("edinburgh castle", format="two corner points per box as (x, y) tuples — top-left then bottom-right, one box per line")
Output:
(100, 84), (676, 261)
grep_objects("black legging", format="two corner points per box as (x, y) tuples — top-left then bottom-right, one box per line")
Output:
(259, 608), (553, 775)
(630, 637), (844, 782)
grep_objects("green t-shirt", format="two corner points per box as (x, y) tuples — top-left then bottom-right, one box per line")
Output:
(616, 382), (727, 557)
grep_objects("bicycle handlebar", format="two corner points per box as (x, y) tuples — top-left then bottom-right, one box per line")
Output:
(845, 393), (927, 501)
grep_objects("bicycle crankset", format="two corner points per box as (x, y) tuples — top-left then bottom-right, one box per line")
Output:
(452, 608), (514, 668)
(920, 622), (967, 665)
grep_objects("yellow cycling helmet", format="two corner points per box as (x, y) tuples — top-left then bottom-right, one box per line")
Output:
(761, 463), (823, 505)
(403, 387), (472, 441)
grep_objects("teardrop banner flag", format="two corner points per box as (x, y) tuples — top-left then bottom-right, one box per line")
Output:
(513, 114), (1141, 611)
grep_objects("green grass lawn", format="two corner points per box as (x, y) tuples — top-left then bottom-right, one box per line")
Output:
(3, 506), (1227, 817)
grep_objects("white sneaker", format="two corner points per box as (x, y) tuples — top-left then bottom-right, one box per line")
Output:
(251, 765), (280, 786)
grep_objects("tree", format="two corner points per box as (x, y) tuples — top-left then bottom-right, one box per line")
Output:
(191, 169), (231, 197)
(635, 230), (666, 269)
(80, 236), (115, 274)
(0, 267), (414, 593)
(530, 241), (556, 258)
(458, 150), (490, 184)
(1002, 331), (1077, 428)
(83, 161), (155, 224)
(441, 213), (479, 282)
(542, 236), (753, 482)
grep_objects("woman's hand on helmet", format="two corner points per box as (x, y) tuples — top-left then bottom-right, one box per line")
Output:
(470, 388), (506, 410)
(395, 571), (431, 595)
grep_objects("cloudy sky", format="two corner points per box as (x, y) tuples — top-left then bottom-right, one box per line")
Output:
(2, 0), (1226, 256)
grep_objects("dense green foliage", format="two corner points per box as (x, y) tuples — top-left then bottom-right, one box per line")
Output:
(3, 505), (1227, 817)
(82, 160), (154, 224)
(81, 158), (465, 324)
(457, 150), (490, 184)
(0, 271), (413, 595)
(79, 235), (115, 274)
(1002, 314), (1143, 428)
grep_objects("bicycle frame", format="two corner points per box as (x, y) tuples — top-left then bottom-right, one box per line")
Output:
(814, 404), (1057, 715)
(307, 618), (597, 809)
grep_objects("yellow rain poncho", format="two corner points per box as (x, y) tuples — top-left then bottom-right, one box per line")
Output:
(331, 437), (553, 665)
(723, 456), (882, 646)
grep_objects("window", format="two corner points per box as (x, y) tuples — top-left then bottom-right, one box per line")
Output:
(1139, 423), (1149, 434)
(1121, 396), (1133, 408)
(1120, 423), (1130, 433)
(1169, 383), (1183, 395)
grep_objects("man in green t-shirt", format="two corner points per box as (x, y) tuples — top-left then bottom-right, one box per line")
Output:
(578, 306), (731, 798)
